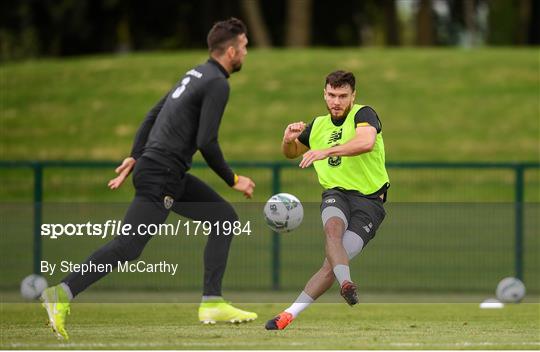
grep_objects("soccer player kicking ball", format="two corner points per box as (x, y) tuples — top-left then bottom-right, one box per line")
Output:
(265, 71), (389, 330)
(40, 18), (258, 340)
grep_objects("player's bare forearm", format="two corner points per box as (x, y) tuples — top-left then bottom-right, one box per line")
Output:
(282, 139), (301, 159)
(282, 122), (308, 159)
(299, 127), (376, 168)
(328, 126), (376, 157)
(327, 139), (373, 157)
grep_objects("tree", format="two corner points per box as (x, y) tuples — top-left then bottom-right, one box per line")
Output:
(517, 0), (532, 45)
(113, 0), (132, 53)
(487, 0), (518, 45)
(462, 0), (478, 46)
(529, 0), (540, 44)
(240, 0), (272, 47)
(383, 0), (400, 46)
(416, 0), (435, 46)
(285, 0), (312, 47)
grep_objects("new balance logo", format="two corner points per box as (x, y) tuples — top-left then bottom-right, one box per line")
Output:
(328, 129), (342, 144)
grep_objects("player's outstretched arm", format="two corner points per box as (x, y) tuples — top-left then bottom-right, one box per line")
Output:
(299, 126), (376, 168)
(282, 122), (309, 159)
(232, 175), (256, 199)
(108, 157), (136, 189)
(328, 125), (377, 157)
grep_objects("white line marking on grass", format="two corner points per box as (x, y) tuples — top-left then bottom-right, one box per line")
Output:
(390, 342), (540, 347)
(6, 341), (309, 348)
(6, 341), (540, 349)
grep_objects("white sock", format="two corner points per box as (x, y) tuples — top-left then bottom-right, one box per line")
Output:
(202, 295), (222, 302)
(59, 282), (73, 301)
(284, 291), (314, 318)
(333, 264), (351, 286)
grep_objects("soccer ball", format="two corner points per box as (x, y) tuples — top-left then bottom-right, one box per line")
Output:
(496, 277), (526, 303)
(20, 274), (48, 300)
(263, 193), (303, 233)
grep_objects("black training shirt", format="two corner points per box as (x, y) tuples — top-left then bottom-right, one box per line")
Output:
(297, 106), (382, 149)
(130, 58), (236, 186)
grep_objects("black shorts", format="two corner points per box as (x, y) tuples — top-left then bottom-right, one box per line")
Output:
(320, 188), (386, 245)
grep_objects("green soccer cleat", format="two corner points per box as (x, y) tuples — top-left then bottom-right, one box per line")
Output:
(41, 285), (71, 340)
(198, 298), (257, 324)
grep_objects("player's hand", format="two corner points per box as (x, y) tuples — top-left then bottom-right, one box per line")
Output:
(233, 175), (256, 199)
(283, 122), (306, 144)
(299, 149), (329, 168)
(108, 157), (136, 190)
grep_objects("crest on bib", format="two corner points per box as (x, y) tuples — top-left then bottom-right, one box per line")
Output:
(163, 195), (174, 210)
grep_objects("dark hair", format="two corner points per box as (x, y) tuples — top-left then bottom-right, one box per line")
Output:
(325, 70), (356, 91)
(207, 17), (247, 53)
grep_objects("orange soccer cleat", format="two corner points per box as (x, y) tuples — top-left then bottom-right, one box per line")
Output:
(265, 311), (294, 330)
(340, 280), (359, 306)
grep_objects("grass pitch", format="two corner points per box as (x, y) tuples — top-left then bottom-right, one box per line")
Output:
(1, 300), (539, 349)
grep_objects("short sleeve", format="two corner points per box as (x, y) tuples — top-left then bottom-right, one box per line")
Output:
(354, 106), (382, 133)
(297, 119), (314, 148)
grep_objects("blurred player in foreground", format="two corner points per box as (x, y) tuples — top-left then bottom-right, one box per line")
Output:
(41, 18), (257, 340)
(266, 70), (389, 330)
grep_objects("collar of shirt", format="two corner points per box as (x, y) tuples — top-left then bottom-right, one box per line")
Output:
(208, 58), (230, 79)
(331, 116), (346, 126)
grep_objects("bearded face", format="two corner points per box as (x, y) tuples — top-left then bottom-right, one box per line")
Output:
(230, 34), (248, 73)
(324, 84), (355, 119)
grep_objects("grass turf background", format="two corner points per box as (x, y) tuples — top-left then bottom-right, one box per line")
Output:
(1, 47), (539, 351)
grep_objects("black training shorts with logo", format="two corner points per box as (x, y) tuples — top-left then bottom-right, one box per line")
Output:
(320, 188), (386, 245)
